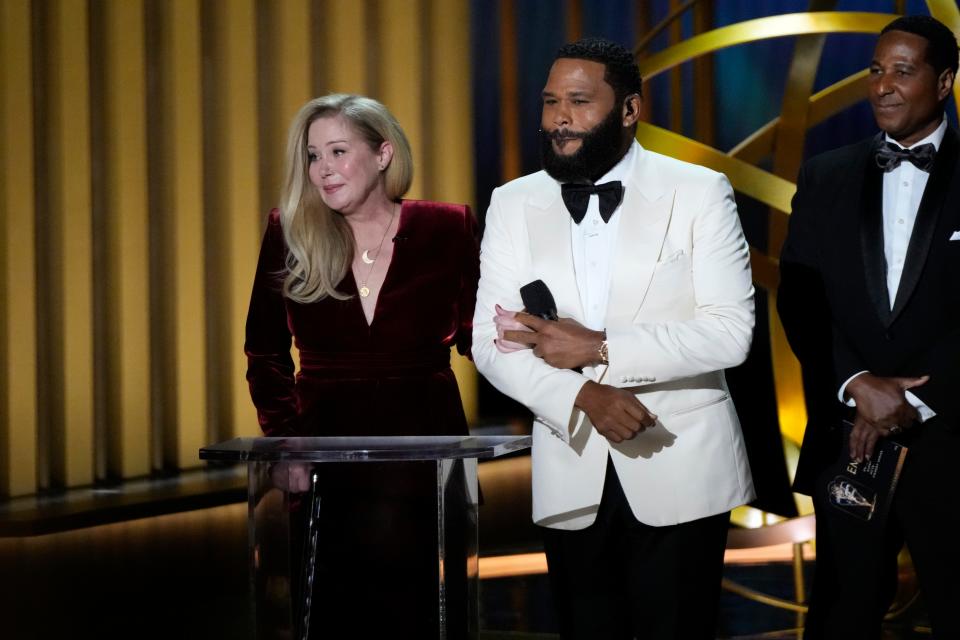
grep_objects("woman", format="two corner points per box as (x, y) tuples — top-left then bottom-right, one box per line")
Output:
(244, 94), (479, 637)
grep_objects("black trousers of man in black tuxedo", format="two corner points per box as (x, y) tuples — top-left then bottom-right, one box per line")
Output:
(542, 457), (730, 640)
(802, 417), (960, 640)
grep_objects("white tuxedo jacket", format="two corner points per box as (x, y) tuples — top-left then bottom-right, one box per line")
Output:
(473, 145), (756, 529)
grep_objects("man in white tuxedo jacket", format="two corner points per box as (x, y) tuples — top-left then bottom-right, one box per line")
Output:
(473, 38), (755, 639)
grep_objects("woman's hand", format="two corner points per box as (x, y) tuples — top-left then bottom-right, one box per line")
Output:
(494, 304), (531, 353)
(270, 461), (314, 493)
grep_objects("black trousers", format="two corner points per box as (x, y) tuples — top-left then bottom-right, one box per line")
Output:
(542, 457), (730, 640)
(804, 418), (960, 640)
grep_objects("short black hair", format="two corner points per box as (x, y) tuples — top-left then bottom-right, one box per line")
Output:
(881, 15), (959, 76)
(555, 37), (643, 101)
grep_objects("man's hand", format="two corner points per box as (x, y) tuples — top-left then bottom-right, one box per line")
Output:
(575, 381), (657, 443)
(502, 312), (605, 370)
(846, 373), (929, 461)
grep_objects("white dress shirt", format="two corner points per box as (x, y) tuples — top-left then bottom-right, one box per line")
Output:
(555, 143), (636, 529)
(570, 142), (639, 331)
(838, 118), (947, 421)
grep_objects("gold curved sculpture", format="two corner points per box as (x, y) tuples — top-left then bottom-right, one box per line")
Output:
(634, 122), (796, 214)
(729, 70), (870, 164)
(638, 12), (897, 80)
(634, 5), (960, 448)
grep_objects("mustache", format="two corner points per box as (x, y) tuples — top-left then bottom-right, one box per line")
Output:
(543, 128), (587, 141)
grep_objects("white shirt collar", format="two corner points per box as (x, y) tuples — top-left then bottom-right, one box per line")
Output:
(884, 115), (948, 151)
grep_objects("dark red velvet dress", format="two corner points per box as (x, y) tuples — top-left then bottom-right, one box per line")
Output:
(244, 200), (479, 637)
(245, 199), (478, 438)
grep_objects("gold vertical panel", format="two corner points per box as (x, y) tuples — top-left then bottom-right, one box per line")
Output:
(0, 0), (38, 496)
(376, 0), (425, 199)
(426, 0), (477, 424)
(321, 0), (369, 94)
(101, 0), (151, 477)
(499, 0), (521, 182)
(424, 0), (475, 207)
(51, 0), (95, 486)
(204, 0), (261, 438)
(274, 0), (313, 137)
(258, 0), (312, 216)
(156, 0), (208, 468)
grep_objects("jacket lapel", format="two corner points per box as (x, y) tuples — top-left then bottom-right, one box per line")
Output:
(859, 138), (892, 327)
(889, 127), (960, 323)
(605, 153), (674, 327)
(525, 186), (585, 322)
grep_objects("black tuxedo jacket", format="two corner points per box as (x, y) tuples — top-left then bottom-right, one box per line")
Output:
(778, 127), (960, 495)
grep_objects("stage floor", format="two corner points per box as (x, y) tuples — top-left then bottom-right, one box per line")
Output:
(478, 559), (932, 639)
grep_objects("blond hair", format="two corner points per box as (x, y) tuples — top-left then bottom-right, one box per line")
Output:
(279, 94), (413, 303)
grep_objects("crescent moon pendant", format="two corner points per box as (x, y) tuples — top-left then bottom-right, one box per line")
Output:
(361, 250), (375, 265)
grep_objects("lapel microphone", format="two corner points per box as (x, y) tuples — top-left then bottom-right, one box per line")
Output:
(520, 280), (558, 321)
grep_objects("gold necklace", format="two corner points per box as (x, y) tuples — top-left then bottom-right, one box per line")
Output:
(357, 207), (396, 298)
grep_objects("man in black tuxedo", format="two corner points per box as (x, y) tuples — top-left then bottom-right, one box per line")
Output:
(778, 15), (960, 639)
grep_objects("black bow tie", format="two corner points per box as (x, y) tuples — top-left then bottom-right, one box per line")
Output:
(561, 181), (625, 224)
(875, 141), (936, 172)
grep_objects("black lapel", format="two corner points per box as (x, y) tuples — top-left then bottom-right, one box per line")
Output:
(889, 127), (960, 322)
(860, 135), (892, 326)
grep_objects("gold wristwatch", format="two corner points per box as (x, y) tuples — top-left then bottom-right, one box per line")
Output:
(597, 332), (609, 365)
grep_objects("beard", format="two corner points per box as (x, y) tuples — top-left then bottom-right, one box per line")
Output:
(540, 106), (630, 184)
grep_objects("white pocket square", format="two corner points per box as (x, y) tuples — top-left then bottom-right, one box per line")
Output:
(951, 230), (960, 241)
(657, 249), (685, 265)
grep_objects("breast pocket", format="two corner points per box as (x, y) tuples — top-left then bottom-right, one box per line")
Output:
(642, 251), (694, 319)
(652, 249), (690, 280)
(656, 249), (686, 267)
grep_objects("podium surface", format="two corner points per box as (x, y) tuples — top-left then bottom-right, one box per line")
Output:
(201, 435), (530, 462)
(201, 435), (530, 639)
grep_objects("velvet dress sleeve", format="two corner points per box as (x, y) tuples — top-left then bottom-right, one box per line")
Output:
(455, 205), (481, 359)
(244, 209), (298, 435)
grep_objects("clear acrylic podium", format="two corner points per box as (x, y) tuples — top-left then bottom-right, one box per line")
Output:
(200, 435), (530, 639)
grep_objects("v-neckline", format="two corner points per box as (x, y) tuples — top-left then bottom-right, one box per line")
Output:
(350, 200), (407, 328)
